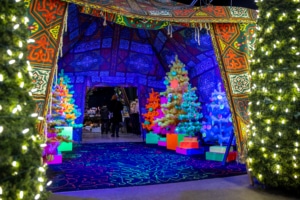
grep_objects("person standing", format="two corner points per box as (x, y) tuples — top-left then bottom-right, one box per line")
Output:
(130, 99), (141, 135)
(100, 104), (110, 134)
(108, 94), (123, 137)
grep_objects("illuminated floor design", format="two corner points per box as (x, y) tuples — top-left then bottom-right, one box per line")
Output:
(47, 142), (246, 192)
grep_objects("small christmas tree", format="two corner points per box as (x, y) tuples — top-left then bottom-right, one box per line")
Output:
(142, 89), (161, 132)
(155, 56), (189, 132)
(176, 84), (203, 137)
(51, 70), (82, 128)
(201, 83), (233, 145)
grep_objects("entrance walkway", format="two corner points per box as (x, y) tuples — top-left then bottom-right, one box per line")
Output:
(82, 130), (143, 143)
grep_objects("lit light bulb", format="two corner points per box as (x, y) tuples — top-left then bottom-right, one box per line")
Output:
(34, 194), (40, 200)
(40, 144), (47, 148)
(38, 177), (44, 182)
(38, 116), (44, 120)
(13, 24), (20, 29)
(12, 161), (17, 167)
(7, 49), (12, 56)
(24, 17), (29, 24)
(17, 105), (21, 111)
(38, 167), (45, 172)
(47, 181), (52, 186)
(31, 113), (38, 117)
(278, 96), (281, 101)
(22, 128), (29, 134)
(12, 107), (18, 114)
(27, 39), (35, 43)
(18, 52), (23, 59)
(20, 82), (24, 88)
(9, 60), (16, 64)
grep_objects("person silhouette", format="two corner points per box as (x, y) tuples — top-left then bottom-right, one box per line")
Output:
(108, 94), (123, 137)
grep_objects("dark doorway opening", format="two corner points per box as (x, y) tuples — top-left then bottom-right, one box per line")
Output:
(83, 86), (138, 136)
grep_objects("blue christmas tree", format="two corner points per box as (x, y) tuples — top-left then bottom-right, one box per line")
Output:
(175, 84), (203, 137)
(201, 83), (233, 145)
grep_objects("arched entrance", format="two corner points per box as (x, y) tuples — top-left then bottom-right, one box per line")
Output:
(27, 0), (257, 161)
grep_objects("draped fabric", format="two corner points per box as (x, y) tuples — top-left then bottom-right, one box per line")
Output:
(27, 0), (68, 131)
(210, 23), (256, 161)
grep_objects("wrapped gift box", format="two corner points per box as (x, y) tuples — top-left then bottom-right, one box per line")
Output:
(205, 151), (237, 162)
(166, 133), (186, 150)
(57, 126), (73, 152)
(179, 137), (199, 149)
(146, 133), (161, 144)
(158, 141), (167, 147)
(176, 147), (205, 155)
(209, 146), (233, 153)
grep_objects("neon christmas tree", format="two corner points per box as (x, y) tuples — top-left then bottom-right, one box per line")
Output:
(52, 70), (81, 128)
(142, 89), (161, 133)
(155, 56), (190, 132)
(176, 84), (203, 137)
(201, 83), (233, 145)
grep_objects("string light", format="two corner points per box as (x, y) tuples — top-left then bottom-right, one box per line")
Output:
(19, 191), (23, 199)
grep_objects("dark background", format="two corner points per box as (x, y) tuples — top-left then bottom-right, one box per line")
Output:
(87, 87), (137, 108)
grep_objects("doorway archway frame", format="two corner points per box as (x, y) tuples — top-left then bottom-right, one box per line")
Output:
(27, 0), (257, 162)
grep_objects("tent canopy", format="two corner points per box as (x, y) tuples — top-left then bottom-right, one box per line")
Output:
(62, 0), (257, 30)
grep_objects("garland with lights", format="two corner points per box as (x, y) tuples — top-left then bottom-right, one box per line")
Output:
(0, 1), (50, 199)
(247, 0), (300, 190)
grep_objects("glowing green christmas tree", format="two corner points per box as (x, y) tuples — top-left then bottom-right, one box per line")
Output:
(0, 1), (49, 199)
(247, 0), (300, 189)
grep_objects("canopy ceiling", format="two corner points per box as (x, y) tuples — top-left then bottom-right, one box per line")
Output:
(61, 0), (257, 30)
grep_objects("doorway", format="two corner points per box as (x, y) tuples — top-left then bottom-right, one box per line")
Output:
(82, 86), (141, 143)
